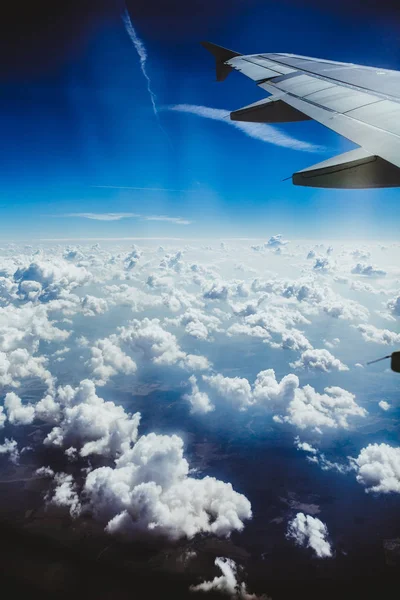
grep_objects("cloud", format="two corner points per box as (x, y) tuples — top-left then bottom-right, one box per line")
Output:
(4, 391), (35, 425)
(313, 257), (335, 272)
(350, 443), (400, 493)
(64, 213), (140, 221)
(379, 400), (391, 411)
(62, 213), (192, 225)
(282, 384), (366, 432)
(355, 324), (400, 345)
(89, 338), (137, 386)
(266, 234), (289, 248)
(190, 557), (270, 599)
(184, 375), (214, 414)
(0, 438), (19, 464)
(294, 436), (318, 454)
(286, 513), (332, 558)
(169, 104), (322, 152)
(351, 263), (387, 277)
(204, 373), (253, 410)
(116, 317), (210, 371)
(42, 379), (141, 459)
(290, 348), (349, 373)
(201, 369), (365, 432)
(83, 432), (252, 540)
(387, 295), (400, 317)
(121, 7), (158, 117)
(48, 472), (81, 517)
(143, 216), (192, 225)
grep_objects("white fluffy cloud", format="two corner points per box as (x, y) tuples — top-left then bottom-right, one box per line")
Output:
(379, 400), (391, 411)
(0, 348), (54, 390)
(351, 263), (386, 277)
(14, 259), (91, 302)
(0, 438), (20, 464)
(286, 512), (332, 558)
(190, 557), (269, 599)
(83, 432), (252, 540)
(43, 380), (141, 459)
(387, 294), (400, 317)
(201, 369), (365, 433)
(351, 443), (400, 493)
(184, 375), (214, 414)
(89, 338), (137, 386)
(290, 348), (349, 373)
(355, 324), (400, 345)
(116, 318), (210, 371)
(4, 392), (35, 425)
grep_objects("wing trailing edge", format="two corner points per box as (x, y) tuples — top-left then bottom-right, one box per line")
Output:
(293, 148), (400, 189)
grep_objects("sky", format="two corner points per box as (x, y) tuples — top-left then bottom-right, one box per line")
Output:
(2, 0), (400, 240)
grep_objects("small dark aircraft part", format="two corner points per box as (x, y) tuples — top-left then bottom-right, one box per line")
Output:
(367, 351), (400, 373)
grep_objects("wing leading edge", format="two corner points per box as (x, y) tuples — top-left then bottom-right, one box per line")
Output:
(201, 41), (400, 189)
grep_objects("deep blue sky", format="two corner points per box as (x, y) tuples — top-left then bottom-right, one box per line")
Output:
(2, 0), (400, 239)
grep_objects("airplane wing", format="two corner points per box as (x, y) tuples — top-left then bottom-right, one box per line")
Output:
(201, 41), (400, 189)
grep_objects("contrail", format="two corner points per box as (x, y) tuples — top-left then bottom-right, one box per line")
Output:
(170, 104), (325, 153)
(121, 5), (172, 146)
(121, 7), (158, 117)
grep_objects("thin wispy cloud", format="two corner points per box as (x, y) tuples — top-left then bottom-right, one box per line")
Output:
(64, 213), (139, 222)
(143, 215), (192, 225)
(121, 8), (158, 117)
(170, 104), (323, 152)
(92, 186), (196, 193)
(61, 213), (192, 225)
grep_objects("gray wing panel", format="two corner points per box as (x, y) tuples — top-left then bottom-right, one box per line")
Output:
(266, 90), (400, 169)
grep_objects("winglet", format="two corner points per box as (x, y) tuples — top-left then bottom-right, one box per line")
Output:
(201, 41), (241, 81)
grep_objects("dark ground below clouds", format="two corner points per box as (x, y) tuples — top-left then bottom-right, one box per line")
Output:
(0, 516), (398, 600)
(1, 424), (400, 600)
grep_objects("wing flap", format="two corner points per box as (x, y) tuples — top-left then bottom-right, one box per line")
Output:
(230, 97), (311, 123)
(293, 148), (400, 188)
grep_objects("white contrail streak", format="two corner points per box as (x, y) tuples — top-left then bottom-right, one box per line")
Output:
(121, 8), (158, 117)
(170, 104), (324, 153)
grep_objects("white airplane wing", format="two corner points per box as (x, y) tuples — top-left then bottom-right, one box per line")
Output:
(202, 41), (400, 188)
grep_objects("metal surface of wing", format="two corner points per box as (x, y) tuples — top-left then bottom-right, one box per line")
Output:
(202, 42), (400, 188)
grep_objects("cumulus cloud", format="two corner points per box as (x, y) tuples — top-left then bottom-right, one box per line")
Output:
(294, 436), (318, 454)
(351, 443), (400, 494)
(355, 324), (400, 345)
(116, 318), (210, 371)
(313, 257), (335, 273)
(184, 375), (214, 414)
(379, 400), (391, 411)
(351, 263), (387, 277)
(0, 348), (53, 389)
(42, 380), (141, 459)
(286, 512), (332, 558)
(204, 374), (253, 410)
(190, 557), (269, 599)
(290, 348), (349, 373)
(201, 369), (365, 432)
(0, 438), (20, 464)
(282, 384), (366, 433)
(48, 472), (82, 517)
(4, 392), (35, 425)
(89, 338), (137, 386)
(14, 259), (91, 302)
(387, 295), (400, 317)
(266, 234), (289, 248)
(83, 432), (252, 540)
